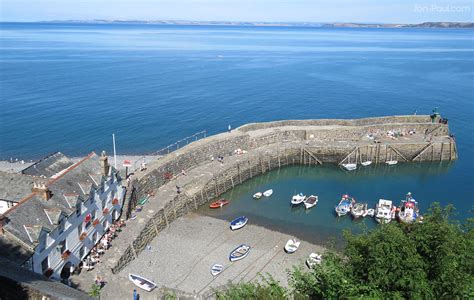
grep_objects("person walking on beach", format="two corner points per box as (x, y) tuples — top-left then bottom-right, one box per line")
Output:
(133, 289), (138, 300)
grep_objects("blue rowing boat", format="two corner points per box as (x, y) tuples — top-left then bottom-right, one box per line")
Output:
(230, 216), (248, 230)
(229, 244), (251, 262)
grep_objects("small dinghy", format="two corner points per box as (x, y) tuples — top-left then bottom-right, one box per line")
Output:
(306, 252), (322, 268)
(342, 163), (357, 171)
(291, 193), (306, 206)
(351, 203), (367, 219)
(366, 208), (375, 217)
(304, 195), (318, 209)
(229, 244), (251, 262)
(210, 264), (224, 276)
(263, 189), (273, 197)
(284, 238), (301, 253)
(385, 160), (398, 165)
(361, 161), (372, 167)
(230, 216), (248, 230)
(253, 192), (263, 199)
(128, 273), (157, 292)
(209, 199), (229, 209)
(335, 195), (353, 217)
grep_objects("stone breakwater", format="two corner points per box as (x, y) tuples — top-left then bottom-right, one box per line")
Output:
(108, 115), (456, 275)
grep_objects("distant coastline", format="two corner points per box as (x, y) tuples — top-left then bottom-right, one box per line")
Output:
(22, 20), (474, 29)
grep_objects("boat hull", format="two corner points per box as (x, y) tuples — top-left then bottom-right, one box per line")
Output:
(128, 274), (157, 292)
(230, 216), (248, 230)
(229, 244), (251, 262)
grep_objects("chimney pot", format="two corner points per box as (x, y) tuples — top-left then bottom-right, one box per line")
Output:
(32, 182), (52, 201)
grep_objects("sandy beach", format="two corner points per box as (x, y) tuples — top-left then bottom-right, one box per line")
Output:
(96, 213), (325, 299)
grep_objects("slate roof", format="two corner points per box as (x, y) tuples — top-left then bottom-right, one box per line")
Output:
(21, 152), (74, 178)
(0, 171), (40, 203)
(2, 152), (106, 249)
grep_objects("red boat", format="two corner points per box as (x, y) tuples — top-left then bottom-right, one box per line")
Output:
(209, 199), (229, 209)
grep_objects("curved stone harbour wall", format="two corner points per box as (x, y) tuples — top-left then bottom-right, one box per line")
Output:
(112, 116), (456, 274)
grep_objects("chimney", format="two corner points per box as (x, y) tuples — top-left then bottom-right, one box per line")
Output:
(32, 183), (52, 200)
(100, 150), (110, 177)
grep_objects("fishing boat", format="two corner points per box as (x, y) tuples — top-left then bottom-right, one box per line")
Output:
(375, 199), (394, 224)
(263, 189), (273, 197)
(306, 253), (322, 268)
(284, 238), (301, 253)
(128, 273), (157, 292)
(229, 244), (251, 262)
(291, 193), (306, 206)
(342, 163), (357, 171)
(335, 195), (353, 217)
(398, 192), (420, 224)
(210, 264), (224, 276)
(253, 192), (262, 199)
(361, 161), (372, 166)
(230, 216), (248, 230)
(351, 202), (367, 219)
(209, 199), (229, 209)
(304, 195), (318, 209)
(385, 160), (398, 165)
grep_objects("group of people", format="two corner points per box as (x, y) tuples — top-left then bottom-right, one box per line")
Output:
(82, 220), (126, 271)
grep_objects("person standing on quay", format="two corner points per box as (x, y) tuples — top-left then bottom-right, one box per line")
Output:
(133, 289), (138, 300)
(228, 124), (232, 133)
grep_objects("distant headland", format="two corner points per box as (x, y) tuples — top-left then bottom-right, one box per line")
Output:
(35, 20), (474, 29)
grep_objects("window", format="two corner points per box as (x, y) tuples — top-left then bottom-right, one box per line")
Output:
(36, 240), (45, 253)
(41, 257), (49, 273)
(58, 218), (65, 235)
(93, 232), (99, 244)
(102, 219), (108, 230)
(58, 239), (66, 254)
(76, 202), (81, 217)
(79, 246), (85, 259)
(78, 224), (83, 236)
(85, 219), (92, 230)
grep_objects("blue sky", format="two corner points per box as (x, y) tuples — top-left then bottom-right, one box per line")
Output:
(1, 0), (472, 23)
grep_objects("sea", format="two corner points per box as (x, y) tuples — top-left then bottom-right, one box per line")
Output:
(1, 23), (473, 243)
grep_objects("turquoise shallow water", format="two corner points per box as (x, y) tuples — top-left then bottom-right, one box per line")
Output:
(199, 162), (469, 245)
(0, 23), (473, 234)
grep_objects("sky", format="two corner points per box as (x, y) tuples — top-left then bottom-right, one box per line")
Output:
(0, 0), (473, 23)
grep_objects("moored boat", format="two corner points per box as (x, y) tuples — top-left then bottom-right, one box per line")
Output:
(335, 194), (353, 217)
(209, 199), (229, 209)
(263, 189), (273, 197)
(304, 195), (318, 209)
(210, 264), (224, 276)
(284, 238), (301, 253)
(128, 273), (157, 292)
(229, 244), (251, 262)
(366, 208), (375, 217)
(306, 252), (322, 268)
(351, 202), (367, 219)
(375, 199), (394, 224)
(385, 160), (398, 165)
(253, 192), (263, 199)
(291, 193), (306, 206)
(230, 216), (248, 230)
(361, 161), (372, 166)
(398, 192), (420, 224)
(342, 163), (357, 171)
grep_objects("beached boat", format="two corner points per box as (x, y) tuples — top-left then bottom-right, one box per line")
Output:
(304, 195), (318, 209)
(342, 163), (357, 171)
(375, 199), (394, 224)
(398, 192), (420, 224)
(284, 238), (301, 253)
(385, 160), (398, 165)
(351, 202), (367, 219)
(361, 161), (372, 166)
(209, 199), (229, 209)
(291, 193), (306, 206)
(229, 244), (251, 262)
(306, 253), (322, 268)
(230, 216), (248, 230)
(335, 195), (353, 217)
(253, 192), (263, 199)
(210, 264), (224, 276)
(263, 189), (273, 197)
(128, 273), (157, 292)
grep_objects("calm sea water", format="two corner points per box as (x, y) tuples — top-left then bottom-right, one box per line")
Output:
(1, 23), (473, 235)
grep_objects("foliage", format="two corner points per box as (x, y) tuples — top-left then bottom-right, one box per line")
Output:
(215, 274), (287, 300)
(216, 203), (474, 299)
(88, 283), (101, 297)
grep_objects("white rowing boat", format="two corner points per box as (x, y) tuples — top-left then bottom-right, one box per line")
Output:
(230, 216), (248, 230)
(361, 161), (372, 166)
(342, 163), (357, 171)
(385, 160), (398, 165)
(253, 192), (262, 199)
(291, 193), (306, 206)
(128, 273), (157, 292)
(304, 195), (318, 209)
(306, 252), (322, 268)
(284, 238), (300, 253)
(229, 244), (251, 262)
(263, 189), (273, 197)
(210, 264), (224, 276)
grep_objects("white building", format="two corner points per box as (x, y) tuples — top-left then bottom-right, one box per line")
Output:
(0, 151), (125, 281)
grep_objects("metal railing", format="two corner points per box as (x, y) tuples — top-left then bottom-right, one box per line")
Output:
(133, 130), (207, 172)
